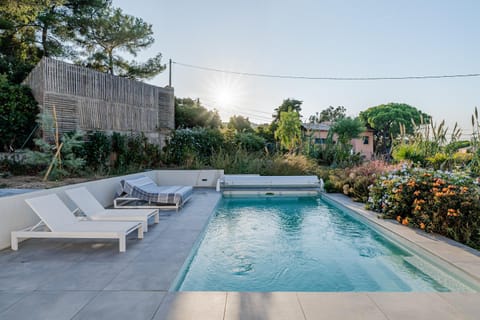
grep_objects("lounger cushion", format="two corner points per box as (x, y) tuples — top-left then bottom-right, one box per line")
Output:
(119, 175), (193, 205)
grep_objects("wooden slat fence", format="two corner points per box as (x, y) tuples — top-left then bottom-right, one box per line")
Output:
(23, 57), (174, 144)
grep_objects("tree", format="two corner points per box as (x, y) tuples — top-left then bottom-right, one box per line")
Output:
(0, 0), (109, 58)
(0, 1), (44, 81)
(309, 106), (346, 123)
(255, 124), (275, 144)
(35, 0), (110, 58)
(228, 115), (253, 133)
(175, 98), (221, 129)
(0, 1), (109, 82)
(331, 117), (365, 145)
(274, 110), (302, 153)
(359, 103), (430, 155)
(75, 5), (165, 79)
(0, 75), (39, 151)
(273, 98), (302, 124)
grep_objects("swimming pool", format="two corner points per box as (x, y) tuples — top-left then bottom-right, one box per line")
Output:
(176, 197), (477, 292)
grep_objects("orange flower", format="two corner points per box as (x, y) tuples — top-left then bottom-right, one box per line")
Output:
(402, 217), (409, 225)
(432, 187), (439, 193)
(413, 190), (421, 196)
(447, 208), (459, 217)
(414, 205), (422, 211)
(396, 216), (401, 222)
(442, 188), (449, 192)
(420, 223), (425, 230)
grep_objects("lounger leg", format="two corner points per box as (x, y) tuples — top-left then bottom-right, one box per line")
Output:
(119, 236), (126, 252)
(11, 233), (18, 251)
(138, 225), (144, 239)
(154, 211), (159, 224)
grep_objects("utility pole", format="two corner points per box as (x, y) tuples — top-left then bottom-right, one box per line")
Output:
(168, 59), (172, 87)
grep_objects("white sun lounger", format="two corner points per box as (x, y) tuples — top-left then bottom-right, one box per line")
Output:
(11, 194), (144, 252)
(65, 187), (159, 232)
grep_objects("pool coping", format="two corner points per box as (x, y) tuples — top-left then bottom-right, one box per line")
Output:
(322, 193), (480, 283)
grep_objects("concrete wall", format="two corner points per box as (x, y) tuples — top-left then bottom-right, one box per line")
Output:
(0, 170), (223, 250)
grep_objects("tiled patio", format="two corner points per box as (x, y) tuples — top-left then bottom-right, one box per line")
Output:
(0, 190), (479, 320)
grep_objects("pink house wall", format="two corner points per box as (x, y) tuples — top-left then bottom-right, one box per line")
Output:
(309, 129), (375, 159)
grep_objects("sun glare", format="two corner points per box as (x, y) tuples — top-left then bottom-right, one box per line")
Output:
(215, 87), (235, 107)
(207, 74), (244, 110)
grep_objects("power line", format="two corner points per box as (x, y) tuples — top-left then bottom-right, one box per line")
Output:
(173, 61), (480, 81)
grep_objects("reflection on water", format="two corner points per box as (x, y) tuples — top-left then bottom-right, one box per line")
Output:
(179, 197), (472, 292)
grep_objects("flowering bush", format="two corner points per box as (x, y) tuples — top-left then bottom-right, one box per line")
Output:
(327, 161), (401, 202)
(367, 167), (480, 249)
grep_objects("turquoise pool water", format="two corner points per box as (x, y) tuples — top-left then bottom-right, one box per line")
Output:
(177, 197), (474, 292)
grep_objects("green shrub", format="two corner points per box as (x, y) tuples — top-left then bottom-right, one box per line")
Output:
(25, 131), (85, 180)
(83, 131), (111, 174)
(426, 153), (450, 170)
(367, 168), (480, 249)
(83, 131), (162, 174)
(163, 128), (224, 166)
(210, 148), (267, 174)
(264, 154), (318, 176)
(392, 144), (425, 164)
(0, 75), (39, 151)
(0, 158), (41, 176)
(232, 132), (265, 152)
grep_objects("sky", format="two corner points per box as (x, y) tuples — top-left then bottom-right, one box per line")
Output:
(112, 0), (480, 135)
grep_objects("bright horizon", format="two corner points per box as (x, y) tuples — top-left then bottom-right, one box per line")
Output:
(113, 0), (480, 136)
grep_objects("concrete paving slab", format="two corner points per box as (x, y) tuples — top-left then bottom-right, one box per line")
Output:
(104, 261), (181, 291)
(153, 292), (226, 320)
(298, 292), (387, 320)
(0, 291), (96, 320)
(136, 240), (193, 264)
(0, 292), (26, 313)
(437, 293), (480, 320)
(0, 261), (72, 291)
(368, 292), (466, 320)
(72, 291), (165, 320)
(225, 292), (305, 320)
(38, 262), (129, 290)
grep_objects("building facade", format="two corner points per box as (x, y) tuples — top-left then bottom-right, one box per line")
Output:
(303, 122), (375, 159)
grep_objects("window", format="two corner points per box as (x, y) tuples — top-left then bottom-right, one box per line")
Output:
(314, 138), (327, 144)
(362, 136), (369, 145)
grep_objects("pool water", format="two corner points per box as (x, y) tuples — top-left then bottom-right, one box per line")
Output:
(177, 197), (475, 292)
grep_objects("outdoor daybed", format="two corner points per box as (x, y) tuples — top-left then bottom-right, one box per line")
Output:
(114, 175), (193, 211)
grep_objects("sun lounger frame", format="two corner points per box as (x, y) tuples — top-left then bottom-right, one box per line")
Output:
(11, 194), (144, 252)
(65, 187), (160, 231)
